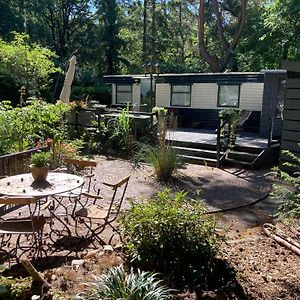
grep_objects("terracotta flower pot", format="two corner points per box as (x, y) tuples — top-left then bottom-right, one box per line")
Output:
(31, 166), (49, 182)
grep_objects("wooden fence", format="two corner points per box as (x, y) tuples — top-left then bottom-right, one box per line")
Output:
(0, 146), (49, 176)
(280, 60), (300, 172)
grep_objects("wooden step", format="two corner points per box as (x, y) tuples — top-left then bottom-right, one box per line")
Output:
(227, 150), (259, 163)
(224, 158), (251, 168)
(179, 155), (217, 166)
(166, 140), (217, 151)
(172, 146), (219, 159)
(232, 144), (264, 155)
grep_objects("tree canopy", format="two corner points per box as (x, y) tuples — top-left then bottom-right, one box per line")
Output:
(0, 0), (299, 85)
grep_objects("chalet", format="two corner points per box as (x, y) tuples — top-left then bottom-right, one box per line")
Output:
(104, 70), (286, 139)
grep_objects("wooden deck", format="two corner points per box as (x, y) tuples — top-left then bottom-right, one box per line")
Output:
(166, 128), (271, 149)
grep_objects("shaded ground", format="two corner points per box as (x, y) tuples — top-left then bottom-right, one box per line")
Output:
(93, 155), (275, 237)
(94, 155), (271, 211)
(90, 156), (300, 299)
(2, 156), (300, 299)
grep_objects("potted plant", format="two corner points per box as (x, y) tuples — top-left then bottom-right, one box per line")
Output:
(30, 151), (51, 182)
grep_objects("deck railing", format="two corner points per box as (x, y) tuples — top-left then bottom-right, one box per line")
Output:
(70, 107), (156, 139)
(216, 116), (232, 168)
(0, 146), (49, 176)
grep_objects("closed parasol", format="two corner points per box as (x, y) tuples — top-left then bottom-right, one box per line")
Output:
(59, 54), (77, 103)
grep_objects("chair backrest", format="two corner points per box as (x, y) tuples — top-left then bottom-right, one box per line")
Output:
(63, 158), (97, 169)
(103, 175), (130, 218)
(63, 158), (97, 191)
(0, 196), (36, 206)
(0, 196), (38, 231)
(237, 110), (252, 126)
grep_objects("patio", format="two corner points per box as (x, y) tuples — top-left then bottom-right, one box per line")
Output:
(0, 155), (275, 264)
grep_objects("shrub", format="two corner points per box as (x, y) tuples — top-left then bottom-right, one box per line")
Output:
(119, 189), (222, 289)
(80, 265), (172, 300)
(0, 100), (71, 155)
(0, 275), (32, 299)
(219, 108), (241, 146)
(30, 151), (51, 167)
(139, 144), (181, 181)
(108, 106), (133, 153)
(0, 71), (19, 105)
(91, 106), (135, 156)
(0, 32), (60, 98)
(71, 85), (111, 104)
(137, 107), (181, 181)
(272, 146), (300, 221)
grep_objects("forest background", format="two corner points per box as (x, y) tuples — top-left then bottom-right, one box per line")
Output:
(0, 0), (299, 102)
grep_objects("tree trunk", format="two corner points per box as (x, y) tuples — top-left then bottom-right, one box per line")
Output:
(198, 0), (248, 72)
(178, 3), (185, 64)
(198, 0), (219, 72)
(151, 0), (156, 60)
(142, 0), (147, 62)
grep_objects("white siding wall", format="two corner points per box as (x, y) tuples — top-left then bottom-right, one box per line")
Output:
(155, 82), (264, 111)
(156, 83), (171, 107)
(191, 83), (218, 109)
(239, 83), (264, 111)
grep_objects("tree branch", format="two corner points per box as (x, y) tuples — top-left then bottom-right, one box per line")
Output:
(198, 0), (219, 72)
(220, 0), (247, 71)
(212, 0), (229, 50)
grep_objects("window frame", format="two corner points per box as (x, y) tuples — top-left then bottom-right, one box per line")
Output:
(170, 84), (192, 107)
(217, 84), (241, 108)
(116, 84), (132, 104)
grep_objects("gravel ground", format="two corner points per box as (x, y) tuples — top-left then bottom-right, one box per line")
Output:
(3, 156), (300, 299)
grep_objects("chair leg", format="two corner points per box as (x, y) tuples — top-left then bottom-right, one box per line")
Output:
(15, 231), (46, 261)
(107, 223), (122, 244)
(0, 234), (15, 264)
(76, 218), (107, 247)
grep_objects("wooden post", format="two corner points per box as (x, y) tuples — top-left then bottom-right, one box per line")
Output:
(216, 118), (221, 169)
(21, 259), (51, 288)
(267, 117), (273, 147)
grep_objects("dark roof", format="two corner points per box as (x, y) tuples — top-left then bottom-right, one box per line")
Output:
(103, 75), (137, 84)
(156, 72), (265, 84)
(103, 72), (267, 84)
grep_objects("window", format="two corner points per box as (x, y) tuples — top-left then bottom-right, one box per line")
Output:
(171, 85), (191, 107)
(116, 85), (132, 104)
(218, 84), (240, 107)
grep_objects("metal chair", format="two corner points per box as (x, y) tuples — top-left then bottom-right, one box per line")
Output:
(0, 196), (46, 262)
(59, 158), (97, 196)
(48, 158), (98, 229)
(74, 175), (130, 246)
(0, 176), (8, 213)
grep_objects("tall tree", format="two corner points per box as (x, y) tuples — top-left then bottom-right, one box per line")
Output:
(31, 0), (92, 59)
(236, 0), (300, 72)
(0, 0), (24, 38)
(198, 0), (248, 72)
(142, 0), (148, 62)
(96, 0), (123, 74)
(140, 0), (158, 62)
(160, 0), (201, 71)
(263, 0), (300, 62)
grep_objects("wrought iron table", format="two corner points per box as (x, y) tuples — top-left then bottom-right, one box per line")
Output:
(0, 172), (84, 198)
(0, 172), (84, 245)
